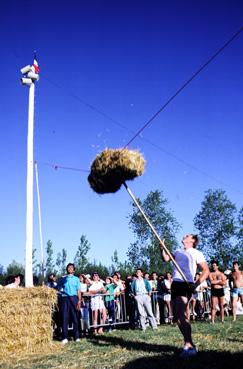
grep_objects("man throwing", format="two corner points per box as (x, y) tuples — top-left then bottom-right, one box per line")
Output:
(161, 234), (209, 357)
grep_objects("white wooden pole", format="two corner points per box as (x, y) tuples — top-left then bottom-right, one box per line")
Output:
(34, 162), (45, 281)
(25, 82), (35, 287)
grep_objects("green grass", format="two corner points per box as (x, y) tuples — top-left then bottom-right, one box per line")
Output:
(1, 317), (243, 369)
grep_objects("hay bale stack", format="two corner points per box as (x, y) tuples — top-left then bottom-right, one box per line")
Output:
(88, 148), (145, 194)
(0, 287), (57, 360)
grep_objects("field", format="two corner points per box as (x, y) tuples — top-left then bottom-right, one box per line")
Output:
(1, 317), (243, 369)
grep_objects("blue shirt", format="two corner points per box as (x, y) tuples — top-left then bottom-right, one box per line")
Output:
(58, 274), (81, 297)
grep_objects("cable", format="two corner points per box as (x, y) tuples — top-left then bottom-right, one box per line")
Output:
(36, 161), (89, 173)
(125, 26), (243, 147)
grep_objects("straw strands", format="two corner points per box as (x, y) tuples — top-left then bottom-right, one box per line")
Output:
(0, 287), (58, 360)
(88, 148), (145, 194)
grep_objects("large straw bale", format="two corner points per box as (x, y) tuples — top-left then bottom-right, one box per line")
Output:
(0, 287), (57, 360)
(88, 148), (145, 194)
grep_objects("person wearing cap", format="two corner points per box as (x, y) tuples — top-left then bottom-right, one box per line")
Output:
(57, 263), (81, 344)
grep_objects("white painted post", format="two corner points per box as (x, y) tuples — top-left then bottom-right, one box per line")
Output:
(25, 82), (35, 287)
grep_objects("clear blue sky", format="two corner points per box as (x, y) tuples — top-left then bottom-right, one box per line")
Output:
(0, 0), (242, 270)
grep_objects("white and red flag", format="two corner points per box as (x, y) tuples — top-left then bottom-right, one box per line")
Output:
(32, 54), (40, 74)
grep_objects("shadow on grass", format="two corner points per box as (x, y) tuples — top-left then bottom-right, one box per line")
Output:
(89, 335), (243, 369)
(88, 334), (178, 354)
(121, 351), (243, 369)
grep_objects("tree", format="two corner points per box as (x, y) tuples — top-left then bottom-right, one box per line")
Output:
(127, 190), (180, 274)
(194, 189), (238, 268)
(56, 248), (67, 275)
(32, 248), (42, 276)
(235, 207), (243, 265)
(74, 235), (91, 273)
(84, 261), (109, 280)
(6, 260), (25, 277)
(110, 250), (133, 277)
(45, 240), (55, 276)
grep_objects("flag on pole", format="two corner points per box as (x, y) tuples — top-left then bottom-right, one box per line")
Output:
(32, 54), (40, 74)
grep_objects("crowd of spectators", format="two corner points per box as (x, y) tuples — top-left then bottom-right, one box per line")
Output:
(43, 260), (243, 343)
(1, 260), (242, 344)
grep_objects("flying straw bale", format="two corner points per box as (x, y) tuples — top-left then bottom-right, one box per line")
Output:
(0, 287), (58, 360)
(88, 147), (189, 283)
(88, 148), (145, 194)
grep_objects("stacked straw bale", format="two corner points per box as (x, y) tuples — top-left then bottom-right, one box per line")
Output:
(88, 148), (145, 194)
(0, 287), (57, 360)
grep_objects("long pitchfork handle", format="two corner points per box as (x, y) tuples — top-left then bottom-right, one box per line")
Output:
(123, 182), (189, 284)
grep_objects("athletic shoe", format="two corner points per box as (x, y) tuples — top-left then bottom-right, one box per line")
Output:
(75, 338), (81, 342)
(179, 347), (197, 358)
(61, 339), (68, 345)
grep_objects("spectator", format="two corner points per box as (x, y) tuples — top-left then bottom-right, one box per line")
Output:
(150, 272), (160, 324)
(231, 261), (243, 322)
(57, 263), (81, 344)
(113, 272), (125, 322)
(131, 268), (157, 331)
(5, 274), (21, 288)
(88, 272), (107, 335)
(163, 272), (173, 323)
(209, 260), (226, 324)
(47, 273), (57, 288)
(78, 274), (89, 335)
(105, 276), (116, 327)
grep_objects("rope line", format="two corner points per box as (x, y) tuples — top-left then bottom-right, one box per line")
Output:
(125, 26), (243, 147)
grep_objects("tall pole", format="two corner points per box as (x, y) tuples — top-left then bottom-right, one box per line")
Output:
(25, 82), (35, 287)
(20, 56), (40, 287)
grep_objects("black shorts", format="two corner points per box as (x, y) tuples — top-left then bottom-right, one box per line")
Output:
(211, 288), (224, 298)
(171, 281), (192, 300)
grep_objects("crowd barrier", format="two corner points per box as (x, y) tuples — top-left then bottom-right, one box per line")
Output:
(55, 289), (239, 336)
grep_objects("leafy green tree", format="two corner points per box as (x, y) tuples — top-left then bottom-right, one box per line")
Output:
(84, 261), (109, 280)
(32, 248), (42, 276)
(6, 260), (25, 277)
(110, 250), (133, 277)
(194, 189), (238, 268)
(127, 190), (180, 274)
(74, 235), (91, 273)
(56, 248), (67, 275)
(235, 207), (243, 265)
(45, 240), (55, 275)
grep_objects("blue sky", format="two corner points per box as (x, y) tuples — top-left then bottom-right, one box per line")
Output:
(0, 0), (242, 270)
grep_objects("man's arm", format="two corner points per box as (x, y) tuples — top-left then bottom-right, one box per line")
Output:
(196, 262), (210, 287)
(159, 245), (171, 262)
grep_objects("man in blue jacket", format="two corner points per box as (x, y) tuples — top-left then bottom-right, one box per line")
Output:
(131, 268), (157, 331)
(57, 263), (81, 344)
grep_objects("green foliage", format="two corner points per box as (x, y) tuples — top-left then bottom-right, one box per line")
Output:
(110, 250), (134, 277)
(56, 248), (67, 276)
(32, 248), (43, 277)
(45, 240), (55, 276)
(127, 190), (180, 274)
(194, 189), (238, 268)
(235, 207), (243, 265)
(83, 260), (110, 280)
(74, 235), (91, 273)
(6, 260), (24, 277)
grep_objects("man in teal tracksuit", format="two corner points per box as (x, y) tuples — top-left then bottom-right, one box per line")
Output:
(131, 268), (157, 331)
(57, 263), (81, 344)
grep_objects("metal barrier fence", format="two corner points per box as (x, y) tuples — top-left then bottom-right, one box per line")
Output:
(80, 292), (129, 331)
(56, 288), (236, 336)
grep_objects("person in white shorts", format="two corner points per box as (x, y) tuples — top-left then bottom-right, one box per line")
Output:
(88, 272), (107, 335)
